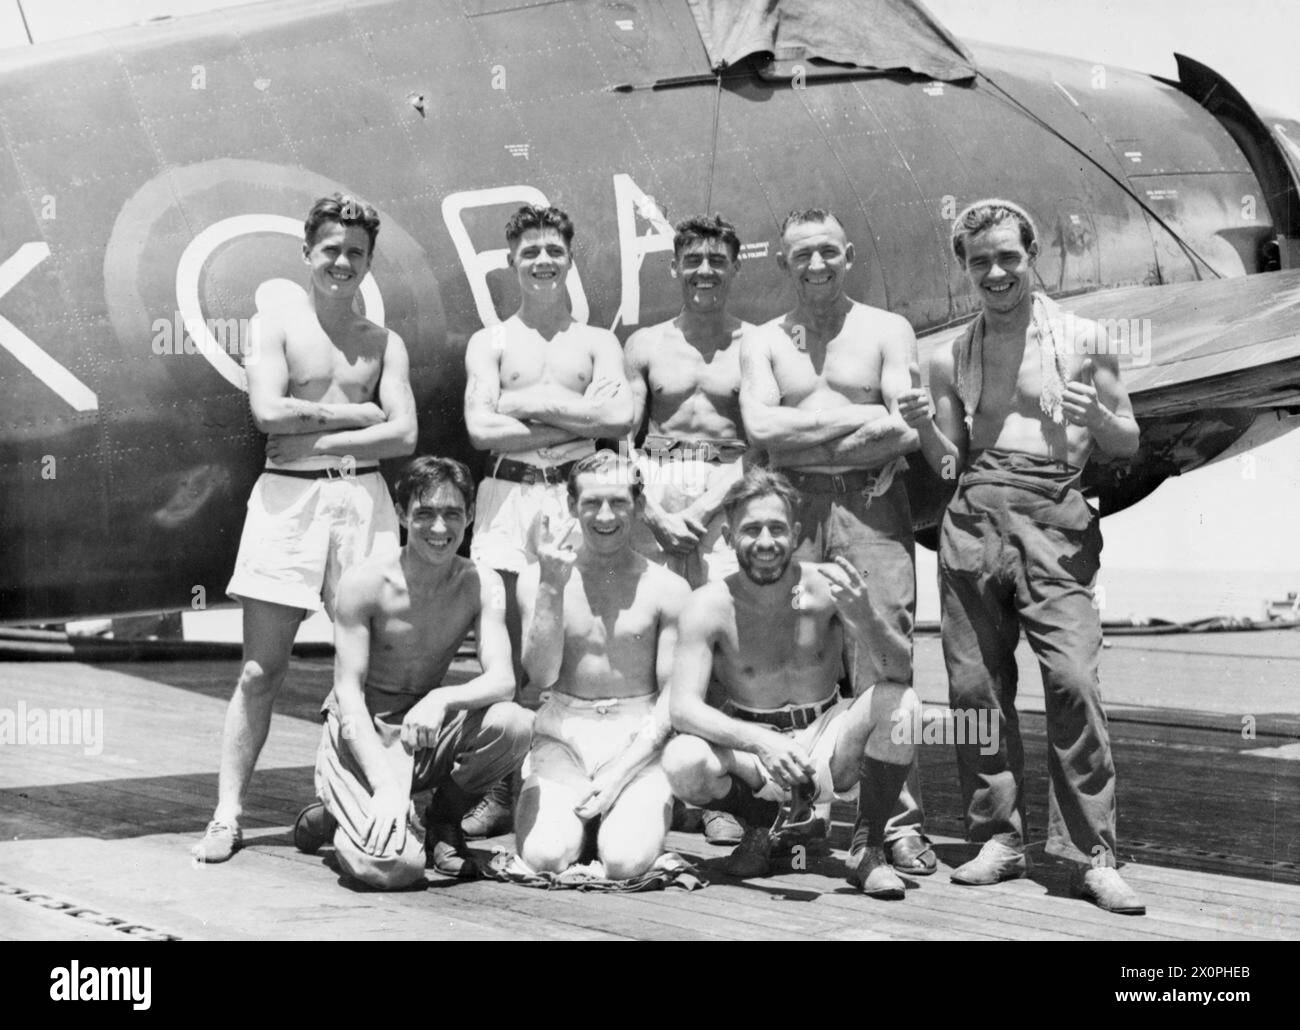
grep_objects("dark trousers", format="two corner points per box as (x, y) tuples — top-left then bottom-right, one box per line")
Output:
(938, 448), (1117, 865)
(791, 474), (924, 842)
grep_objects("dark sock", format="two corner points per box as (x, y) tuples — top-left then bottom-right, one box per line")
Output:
(431, 779), (480, 824)
(854, 758), (911, 850)
(713, 777), (779, 829)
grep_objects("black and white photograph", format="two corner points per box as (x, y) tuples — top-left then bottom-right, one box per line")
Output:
(0, 0), (1295, 970)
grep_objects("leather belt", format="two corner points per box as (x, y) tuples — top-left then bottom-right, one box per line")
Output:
(727, 693), (838, 731)
(264, 465), (379, 479)
(643, 436), (746, 464)
(781, 467), (885, 495)
(490, 457), (577, 486)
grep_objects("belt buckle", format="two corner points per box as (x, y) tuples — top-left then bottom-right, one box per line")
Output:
(594, 701), (613, 716)
(789, 707), (809, 730)
(521, 467), (538, 486)
(830, 473), (847, 493)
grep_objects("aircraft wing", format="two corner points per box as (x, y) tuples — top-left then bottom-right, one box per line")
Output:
(918, 269), (1300, 417)
(1065, 269), (1300, 416)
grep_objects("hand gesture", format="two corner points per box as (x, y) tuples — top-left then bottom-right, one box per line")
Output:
(364, 785), (410, 857)
(648, 507), (706, 555)
(401, 695), (446, 753)
(813, 557), (872, 632)
(753, 730), (817, 791)
(896, 387), (934, 428)
(536, 514), (577, 588)
(1062, 367), (1104, 429)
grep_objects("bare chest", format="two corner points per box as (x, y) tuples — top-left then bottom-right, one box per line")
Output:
(282, 322), (384, 402)
(648, 346), (742, 420)
(499, 335), (594, 394)
(772, 336), (882, 405)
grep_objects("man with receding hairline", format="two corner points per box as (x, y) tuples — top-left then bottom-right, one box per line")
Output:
(910, 197), (1144, 914)
(738, 207), (935, 876)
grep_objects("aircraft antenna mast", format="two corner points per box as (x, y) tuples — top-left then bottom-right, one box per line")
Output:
(15, 0), (32, 44)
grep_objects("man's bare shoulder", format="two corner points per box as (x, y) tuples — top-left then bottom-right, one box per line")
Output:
(624, 321), (670, 365)
(336, 553), (403, 610)
(643, 560), (692, 610)
(682, 578), (737, 633)
(742, 315), (788, 353)
(847, 300), (912, 337)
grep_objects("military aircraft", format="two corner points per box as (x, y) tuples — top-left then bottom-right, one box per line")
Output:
(1, 0), (1298, 624)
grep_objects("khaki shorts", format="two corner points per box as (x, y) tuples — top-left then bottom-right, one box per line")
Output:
(226, 467), (399, 615)
(524, 691), (672, 806)
(728, 694), (858, 805)
(631, 455), (742, 587)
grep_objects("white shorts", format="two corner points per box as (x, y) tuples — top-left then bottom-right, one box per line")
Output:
(524, 691), (671, 802)
(631, 455), (742, 588)
(470, 478), (581, 574)
(226, 467), (399, 615)
(727, 694), (857, 805)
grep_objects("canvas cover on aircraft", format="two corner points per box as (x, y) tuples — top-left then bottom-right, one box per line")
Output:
(686, 0), (976, 80)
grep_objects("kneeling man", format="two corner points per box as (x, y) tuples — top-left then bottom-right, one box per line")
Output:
(663, 468), (921, 898)
(300, 456), (532, 889)
(514, 450), (691, 879)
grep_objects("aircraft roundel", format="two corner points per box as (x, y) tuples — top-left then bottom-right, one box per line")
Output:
(102, 158), (448, 403)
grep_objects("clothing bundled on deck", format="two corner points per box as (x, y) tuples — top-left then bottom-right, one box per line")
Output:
(938, 447), (1117, 865)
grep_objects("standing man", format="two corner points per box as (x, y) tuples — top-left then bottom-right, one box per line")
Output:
(462, 204), (635, 838)
(738, 208), (933, 876)
(624, 213), (755, 589)
(194, 194), (417, 863)
(296, 457), (532, 889)
(663, 468), (921, 898)
(624, 213), (755, 847)
(513, 450), (691, 880)
(907, 198), (1143, 914)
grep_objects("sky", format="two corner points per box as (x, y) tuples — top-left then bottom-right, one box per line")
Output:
(3, 0), (1298, 590)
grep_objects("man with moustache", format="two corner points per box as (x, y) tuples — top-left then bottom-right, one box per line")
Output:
(462, 205), (635, 837)
(295, 457), (532, 888)
(907, 198), (1144, 914)
(513, 450), (691, 880)
(624, 214), (756, 589)
(624, 213), (756, 847)
(662, 468), (921, 898)
(738, 208), (933, 876)
(194, 194), (417, 863)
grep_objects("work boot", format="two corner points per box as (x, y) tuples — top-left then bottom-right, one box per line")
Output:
(722, 826), (775, 878)
(846, 842), (906, 900)
(460, 775), (513, 839)
(427, 785), (482, 880)
(293, 802), (337, 855)
(950, 839), (1028, 885)
(191, 819), (242, 863)
(1075, 866), (1146, 915)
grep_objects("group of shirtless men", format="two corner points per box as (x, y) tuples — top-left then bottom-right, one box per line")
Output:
(191, 192), (1146, 915)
